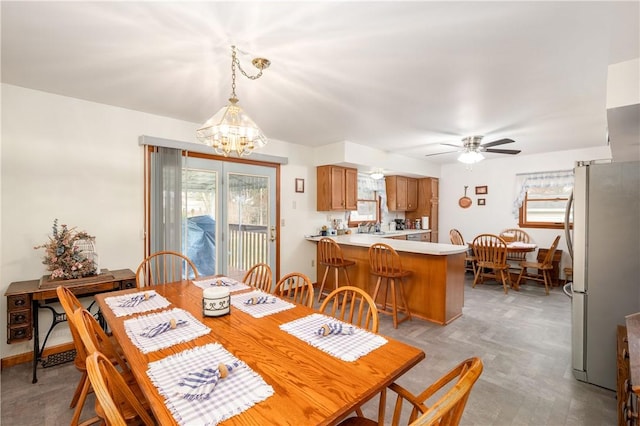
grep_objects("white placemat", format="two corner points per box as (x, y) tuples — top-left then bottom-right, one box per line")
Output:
(124, 308), (210, 354)
(230, 290), (295, 318)
(279, 313), (388, 362)
(192, 276), (252, 293)
(103, 290), (171, 317)
(147, 343), (274, 426)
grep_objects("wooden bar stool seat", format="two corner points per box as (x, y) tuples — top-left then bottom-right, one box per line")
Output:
(368, 243), (412, 329)
(317, 238), (356, 303)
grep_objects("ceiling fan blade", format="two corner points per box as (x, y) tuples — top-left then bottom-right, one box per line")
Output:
(440, 143), (463, 148)
(425, 150), (460, 157)
(483, 148), (521, 155)
(481, 138), (515, 148)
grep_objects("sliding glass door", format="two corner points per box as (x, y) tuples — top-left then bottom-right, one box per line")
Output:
(182, 157), (276, 281)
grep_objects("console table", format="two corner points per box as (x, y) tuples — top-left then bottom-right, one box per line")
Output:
(4, 268), (136, 383)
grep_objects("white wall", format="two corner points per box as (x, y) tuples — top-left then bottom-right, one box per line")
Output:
(438, 146), (612, 276)
(0, 84), (325, 358)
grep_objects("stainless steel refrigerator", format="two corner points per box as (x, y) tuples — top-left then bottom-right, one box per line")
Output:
(565, 160), (640, 391)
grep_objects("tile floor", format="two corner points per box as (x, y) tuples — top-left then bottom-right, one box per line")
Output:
(1, 274), (616, 425)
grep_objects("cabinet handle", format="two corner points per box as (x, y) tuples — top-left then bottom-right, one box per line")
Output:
(14, 299), (25, 307)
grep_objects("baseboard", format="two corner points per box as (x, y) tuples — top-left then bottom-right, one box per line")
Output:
(1, 342), (75, 370)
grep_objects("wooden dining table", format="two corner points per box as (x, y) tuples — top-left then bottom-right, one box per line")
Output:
(95, 280), (425, 425)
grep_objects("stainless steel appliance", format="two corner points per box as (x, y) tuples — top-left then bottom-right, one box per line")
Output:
(565, 160), (640, 390)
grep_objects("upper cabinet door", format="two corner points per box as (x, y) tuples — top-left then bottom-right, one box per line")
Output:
(316, 165), (358, 211)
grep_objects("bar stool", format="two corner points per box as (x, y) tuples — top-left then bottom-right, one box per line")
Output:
(317, 237), (356, 303)
(368, 243), (412, 329)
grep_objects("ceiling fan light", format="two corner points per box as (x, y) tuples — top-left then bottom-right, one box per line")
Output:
(458, 150), (484, 164)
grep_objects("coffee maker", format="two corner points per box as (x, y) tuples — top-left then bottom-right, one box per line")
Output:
(394, 219), (405, 230)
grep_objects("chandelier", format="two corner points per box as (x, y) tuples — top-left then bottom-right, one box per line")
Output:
(196, 46), (270, 156)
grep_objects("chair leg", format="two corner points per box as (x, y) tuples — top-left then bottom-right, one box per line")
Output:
(70, 374), (91, 426)
(515, 266), (526, 289)
(317, 265), (331, 303)
(499, 270), (509, 294)
(397, 278), (412, 324)
(342, 266), (352, 286)
(371, 276), (383, 308)
(390, 279), (398, 329)
(543, 270), (550, 295)
(70, 370), (87, 408)
(472, 267), (482, 288)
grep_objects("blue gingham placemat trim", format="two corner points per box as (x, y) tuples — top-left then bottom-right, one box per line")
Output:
(279, 313), (388, 362)
(192, 276), (252, 293)
(124, 308), (210, 354)
(104, 290), (171, 317)
(230, 290), (295, 318)
(147, 343), (274, 426)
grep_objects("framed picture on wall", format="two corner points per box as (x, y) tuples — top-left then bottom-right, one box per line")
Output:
(477, 198), (486, 206)
(295, 178), (305, 193)
(475, 185), (488, 195)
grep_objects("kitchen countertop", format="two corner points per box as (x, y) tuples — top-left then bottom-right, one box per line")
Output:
(305, 231), (467, 256)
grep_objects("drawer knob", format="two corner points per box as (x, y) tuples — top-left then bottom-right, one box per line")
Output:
(14, 299), (25, 306)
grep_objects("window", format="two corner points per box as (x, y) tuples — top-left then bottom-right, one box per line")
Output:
(348, 174), (384, 227)
(514, 170), (573, 229)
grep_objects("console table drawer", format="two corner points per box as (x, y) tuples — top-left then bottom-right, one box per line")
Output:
(7, 324), (32, 342)
(9, 309), (31, 326)
(8, 294), (29, 310)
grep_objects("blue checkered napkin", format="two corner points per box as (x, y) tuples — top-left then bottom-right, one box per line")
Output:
(146, 343), (274, 426)
(230, 290), (295, 318)
(104, 290), (171, 317)
(124, 308), (210, 354)
(192, 276), (252, 293)
(279, 313), (388, 362)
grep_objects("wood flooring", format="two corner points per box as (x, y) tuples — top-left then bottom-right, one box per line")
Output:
(1, 274), (616, 425)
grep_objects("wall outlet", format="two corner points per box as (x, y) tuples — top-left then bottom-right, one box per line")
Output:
(311, 259), (315, 267)
(281, 218), (285, 227)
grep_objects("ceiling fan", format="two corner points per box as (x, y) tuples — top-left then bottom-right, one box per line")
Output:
(425, 135), (521, 164)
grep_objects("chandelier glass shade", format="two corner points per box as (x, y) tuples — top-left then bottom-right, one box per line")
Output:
(457, 150), (485, 164)
(196, 98), (267, 156)
(197, 46), (269, 157)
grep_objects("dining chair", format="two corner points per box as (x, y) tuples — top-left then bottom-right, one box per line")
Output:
(319, 286), (379, 333)
(273, 272), (315, 308)
(85, 352), (156, 426)
(74, 308), (152, 425)
(317, 237), (356, 303)
(499, 228), (531, 263)
(338, 357), (483, 426)
(243, 262), (273, 293)
(516, 235), (561, 295)
(368, 242), (412, 329)
(449, 229), (476, 275)
(55, 286), (97, 426)
(135, 250), (199, 288)
(471, 234), (511, 293)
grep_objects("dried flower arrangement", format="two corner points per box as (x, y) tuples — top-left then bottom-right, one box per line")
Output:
(34, 219), (97, 280)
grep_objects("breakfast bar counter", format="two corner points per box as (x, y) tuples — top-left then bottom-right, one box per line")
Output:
(306, 234), (467, 325)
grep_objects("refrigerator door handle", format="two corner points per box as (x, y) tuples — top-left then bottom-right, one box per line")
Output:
(564, 190), (574, 261)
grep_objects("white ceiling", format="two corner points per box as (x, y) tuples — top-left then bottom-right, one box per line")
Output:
(2, 1), (638, 163)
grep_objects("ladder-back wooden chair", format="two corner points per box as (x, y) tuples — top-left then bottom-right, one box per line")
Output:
(85, 352), (156, 426)
(471, 234), (510, 294)
(242, 262), (273, 293)
(499, 228), (531, 263)
(273, 272), (315, 307)
(338, 357), (483, 426)
(136, 250), (199, 288)
(317, 237), (356, 303)
(319, 286), (379, 333)
(449, 229), (477, 275)
(368, 242), (413, 329)
(56, 286), (96, 426)
(516, 235), (561, 295)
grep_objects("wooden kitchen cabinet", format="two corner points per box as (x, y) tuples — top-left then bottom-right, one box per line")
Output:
(385, 176), (417, 211)
(317, 165), (357, 211)
(406, 177), (439, 242)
